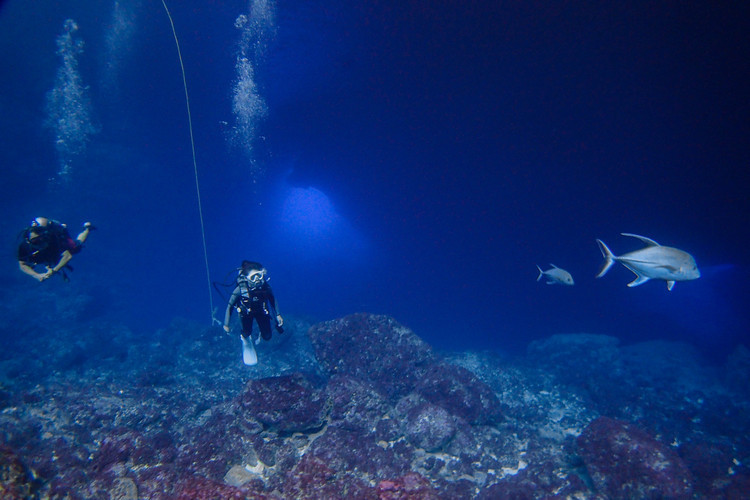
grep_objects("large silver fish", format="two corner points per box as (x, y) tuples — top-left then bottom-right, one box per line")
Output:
(596, 233), (700, 291)
(536, 264), (574, 285)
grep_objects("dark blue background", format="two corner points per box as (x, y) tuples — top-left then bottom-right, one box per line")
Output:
(1, 0), (748, 359)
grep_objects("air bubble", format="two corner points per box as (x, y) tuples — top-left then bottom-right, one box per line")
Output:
(228, 1), (276, 175)
(45, 18), (98, 181)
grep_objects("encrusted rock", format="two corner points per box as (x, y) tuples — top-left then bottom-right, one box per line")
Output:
(326, 374), (390, 433)
(239, 373), (328, 433)
(282, 454), (375, 499)
(309, 427), (411, 478)
(0, 445), (35, 499)
(308, 314), (436, 399)
(173, 476), (257, 499)
(578, 416), (693, 499)
(376, 472), (438, 499)
(402, 401), (456, 451)
(415, 362), (502, 425)
(110, 477), (138, 500)
(223, 464), (257, 487)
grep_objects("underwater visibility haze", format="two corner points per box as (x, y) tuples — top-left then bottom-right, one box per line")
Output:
(1, 0), (750, 498)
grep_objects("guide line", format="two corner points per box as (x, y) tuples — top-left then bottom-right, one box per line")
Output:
(161, 0), (217, 325)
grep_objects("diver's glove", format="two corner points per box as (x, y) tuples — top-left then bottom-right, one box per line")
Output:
(275, 315), (284, 333)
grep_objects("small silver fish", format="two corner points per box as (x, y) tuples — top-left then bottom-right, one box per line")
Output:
(536, 264), (575, 285)
(596, 233), (700, 291)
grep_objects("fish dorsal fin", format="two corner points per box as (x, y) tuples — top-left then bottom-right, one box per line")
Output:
(621, 233), (660, 247)
(549, 263), (559, 269)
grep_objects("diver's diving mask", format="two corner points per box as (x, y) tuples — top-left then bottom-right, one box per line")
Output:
(27, 227), (48, 246)
(248, 270), (266, 283)
(239, 268), (267, 288)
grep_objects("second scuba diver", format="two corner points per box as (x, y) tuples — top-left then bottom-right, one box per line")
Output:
(18, 217), (95, 282)
(223, 260), (284, 366)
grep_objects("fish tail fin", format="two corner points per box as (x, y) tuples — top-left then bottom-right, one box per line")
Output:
(536, 265), (544, 282)
(596, 239), (616, 278)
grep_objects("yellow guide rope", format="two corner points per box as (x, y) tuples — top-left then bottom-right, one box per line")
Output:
(161, 0), (218, 324)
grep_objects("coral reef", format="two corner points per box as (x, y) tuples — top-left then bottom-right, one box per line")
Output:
(0, 311), (748, 498)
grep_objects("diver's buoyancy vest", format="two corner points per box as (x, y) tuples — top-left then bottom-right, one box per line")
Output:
(237, 280), (270, 314)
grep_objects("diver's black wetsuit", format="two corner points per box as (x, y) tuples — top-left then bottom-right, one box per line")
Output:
(17, 221), (81, 268)
(224, 280), (279, 341)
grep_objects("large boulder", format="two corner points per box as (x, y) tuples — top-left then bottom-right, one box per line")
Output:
(325, 375), (391, 433)
(239, 373), (328, 433)
(308, 314), (436, 399)
(415, 362), (502, 425)
(678, 440), (737, 498)
(308, 427), (411, 478)
(578, 417), (693, 499)
(401, 401), (456, 452)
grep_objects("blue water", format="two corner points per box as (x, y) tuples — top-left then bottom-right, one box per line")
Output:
(1, 0), (748, 360)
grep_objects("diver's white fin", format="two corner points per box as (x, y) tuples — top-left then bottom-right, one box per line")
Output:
(667, 280), (675, 291)
(621, 233), (660, 247)
(241, 336), (258, 366)
(627, 274), (651, 287)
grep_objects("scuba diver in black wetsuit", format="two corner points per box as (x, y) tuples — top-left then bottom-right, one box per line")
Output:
(223, 260), (284, 366)
(17, 217), (95, 282)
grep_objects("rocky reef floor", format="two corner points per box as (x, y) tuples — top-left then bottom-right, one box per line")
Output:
(1, 312), (749, 498)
